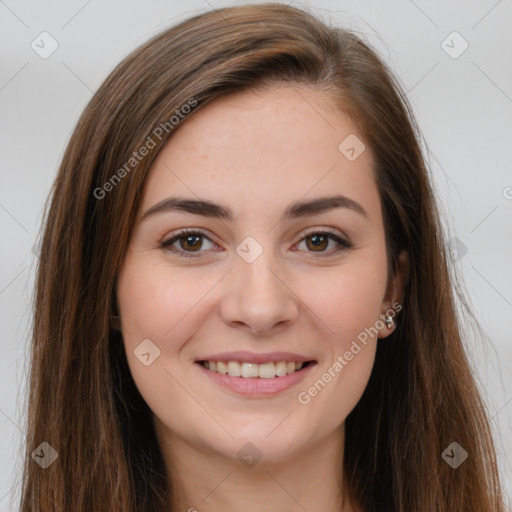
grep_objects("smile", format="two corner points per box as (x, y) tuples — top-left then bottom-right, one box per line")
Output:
(199, 360), (310, 378)
(195, 354), (317, 397)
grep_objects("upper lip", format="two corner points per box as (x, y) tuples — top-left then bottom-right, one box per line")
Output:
(196, 351), (314, 364)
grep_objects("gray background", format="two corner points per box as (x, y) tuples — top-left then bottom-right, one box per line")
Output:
(1, 0), (511, 508)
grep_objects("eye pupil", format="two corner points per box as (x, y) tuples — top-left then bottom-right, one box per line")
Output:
(307, 234), (328, 251)
(182, 235), (202, 251)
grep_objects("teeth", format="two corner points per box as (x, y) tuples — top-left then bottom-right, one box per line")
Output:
(241, 363), (259, 378)
(275, 361), (287, 377)
(258, 362), (275, 379)
(201, 359), (309, 378)
(227, 361), (241, 377)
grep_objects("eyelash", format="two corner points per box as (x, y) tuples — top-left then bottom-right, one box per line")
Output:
(159, 228), (352, 258)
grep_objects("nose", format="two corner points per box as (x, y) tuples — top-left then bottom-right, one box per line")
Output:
(219, 254), (299, 336)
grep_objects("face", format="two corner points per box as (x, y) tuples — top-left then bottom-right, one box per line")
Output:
(116, 83), (401, 467)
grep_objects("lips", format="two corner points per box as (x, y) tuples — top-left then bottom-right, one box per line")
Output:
(195, 351), (317, 397)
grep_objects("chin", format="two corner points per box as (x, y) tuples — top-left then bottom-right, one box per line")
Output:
(217, 420), (312, 465)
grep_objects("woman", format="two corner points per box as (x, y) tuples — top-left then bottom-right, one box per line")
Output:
(19, 3), (505, 511)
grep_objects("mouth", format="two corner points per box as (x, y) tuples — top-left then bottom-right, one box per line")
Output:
(195, 353), (317, 397)
(197, 359), (314, 378)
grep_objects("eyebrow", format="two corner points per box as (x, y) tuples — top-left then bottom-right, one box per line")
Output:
(141, 194), (369, 223)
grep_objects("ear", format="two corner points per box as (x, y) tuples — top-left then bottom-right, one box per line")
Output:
(377, 250), (409, 339)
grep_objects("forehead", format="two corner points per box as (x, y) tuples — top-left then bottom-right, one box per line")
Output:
(140, 84), (379, 222)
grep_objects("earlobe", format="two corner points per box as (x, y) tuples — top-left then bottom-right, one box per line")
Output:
(377, 311), (396, 339)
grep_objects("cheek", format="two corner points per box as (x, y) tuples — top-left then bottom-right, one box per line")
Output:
(292, 262), (385, 418)
(116, 256), (219, 347)
(298, 262), (387, 349)
(116, 257), (214, 441)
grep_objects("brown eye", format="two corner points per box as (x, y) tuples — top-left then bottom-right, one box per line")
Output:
(305, 233), (330, 252)
(160, 230), (218, 258)
(178, 234), (203, 251)
(296, 230), (352, 256)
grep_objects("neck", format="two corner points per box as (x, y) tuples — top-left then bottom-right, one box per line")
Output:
(155, 420), (358, 512)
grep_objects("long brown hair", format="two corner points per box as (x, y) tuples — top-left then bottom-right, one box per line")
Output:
(18, 3), (505, 511)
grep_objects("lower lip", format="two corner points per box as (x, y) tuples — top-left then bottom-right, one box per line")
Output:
(196, 362), (316, 398)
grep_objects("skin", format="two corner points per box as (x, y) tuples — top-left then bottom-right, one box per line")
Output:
(116, 83), (407, 511)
